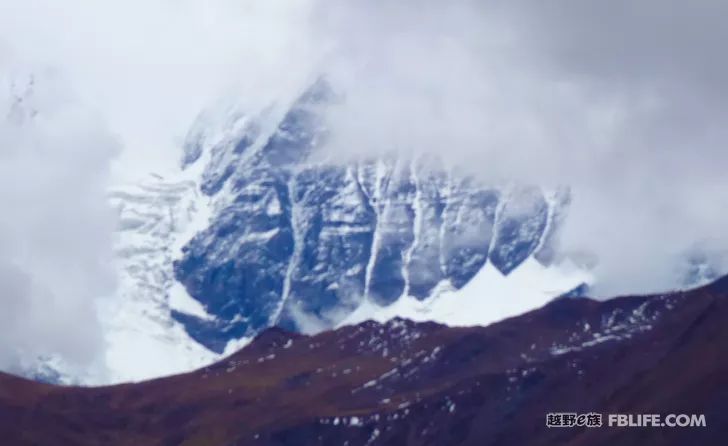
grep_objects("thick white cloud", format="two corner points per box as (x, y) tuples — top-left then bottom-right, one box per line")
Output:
(0, 0), (323, 176)
(311, 0), (728, 296)
(1, 0), (727, 377)
(0, 67), (119, 374)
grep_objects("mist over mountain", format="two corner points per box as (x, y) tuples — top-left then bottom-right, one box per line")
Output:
(0, 69), (118, 379)
(1, 0), (728, 387)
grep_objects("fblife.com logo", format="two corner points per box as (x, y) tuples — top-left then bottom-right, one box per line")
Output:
(546, 413), (707, 428)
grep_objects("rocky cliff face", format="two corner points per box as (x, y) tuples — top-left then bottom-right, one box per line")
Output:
(172, 81), (573, 352)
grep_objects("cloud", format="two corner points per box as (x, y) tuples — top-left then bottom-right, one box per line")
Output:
(0, 0), (326, 376)
(310, 0), (728, 296)
(0, 67), (119, 374)
(0, 0), (323, 176)
(1, 0), (727, 378)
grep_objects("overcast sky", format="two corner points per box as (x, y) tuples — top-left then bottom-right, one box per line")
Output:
(316, 0), (728, 297)
(1, 0), (728, 372)
(0, 69), (118, 374)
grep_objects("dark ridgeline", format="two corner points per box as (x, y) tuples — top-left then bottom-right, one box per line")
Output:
(2, 277), (728, 445)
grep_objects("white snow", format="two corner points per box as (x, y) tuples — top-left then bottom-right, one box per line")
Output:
(340, 257), (591, 329)
(402, 158), (422, 297)
(101, 306), (218, 383)
(98, 173), (221, 384)
(266, 195), (282, 215)
(222, 335), (253, 357)
(363, 159), (387, 297)
(274, 176), (303, 325)
(169, 281), (214, 321)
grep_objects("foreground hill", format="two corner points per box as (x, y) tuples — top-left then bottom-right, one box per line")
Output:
(2, 278), (728, 445)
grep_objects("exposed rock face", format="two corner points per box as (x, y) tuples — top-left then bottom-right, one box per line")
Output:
(173, 82), (563, 351)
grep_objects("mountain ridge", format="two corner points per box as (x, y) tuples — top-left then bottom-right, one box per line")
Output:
(2, 275), (726, 445)
(170, 80), (583, 352)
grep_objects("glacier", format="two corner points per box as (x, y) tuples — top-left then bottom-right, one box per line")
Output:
(103, 176), (220, 383)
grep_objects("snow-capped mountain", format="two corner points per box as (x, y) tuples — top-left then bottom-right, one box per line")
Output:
(13, 75), (720, 385)
(98, 79), (592, 382)
(9, 72), (708, 385)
